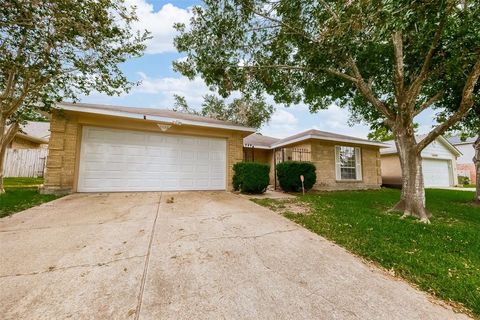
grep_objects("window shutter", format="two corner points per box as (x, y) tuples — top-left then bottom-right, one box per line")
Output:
(335, 146), (341, 180)
(355, 147), (362, 180)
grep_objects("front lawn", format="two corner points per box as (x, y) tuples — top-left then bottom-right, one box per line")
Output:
(0, 178), (60, 218)
(253, 189), (480, 317)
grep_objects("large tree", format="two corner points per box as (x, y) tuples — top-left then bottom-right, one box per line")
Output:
(174, 0), (480, 222)
(173, 93), (273, 128)
(0, 0), (148, 193)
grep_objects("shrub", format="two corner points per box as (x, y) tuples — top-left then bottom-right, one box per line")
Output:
(458, 175), (471, 186)
(276, 161), (316, 192)
(232, 162), (270, 194)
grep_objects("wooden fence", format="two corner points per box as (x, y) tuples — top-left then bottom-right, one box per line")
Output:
(3, 148), (48, 178)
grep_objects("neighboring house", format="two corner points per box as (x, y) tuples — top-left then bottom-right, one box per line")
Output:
(243, 130), (386, 191)
(381, 135), (461, 188)
(447, 136), (477, 184)
(8, 121), (50, 149)
(41, 102), (255, 194)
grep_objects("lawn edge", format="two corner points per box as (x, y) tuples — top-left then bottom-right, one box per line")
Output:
(249, 196), (475, 319)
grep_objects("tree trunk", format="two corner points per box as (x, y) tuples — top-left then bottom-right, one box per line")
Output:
(474, 135), (480, 204)
(0, 115), (19, 194)
(0, 141), (7, 194)
(392, 133), (431, 223)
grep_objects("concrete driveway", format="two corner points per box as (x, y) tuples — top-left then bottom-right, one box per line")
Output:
(0, 192), (469, 319)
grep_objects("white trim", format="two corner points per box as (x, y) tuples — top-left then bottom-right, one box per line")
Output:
(335, 145), (363, 181)
(271, 134), (388, 149)
(57, 104), (256, 133)
(335, 146), (341, 180)
(355, 147), (362, 181)
(437, 136), (462, 157)
(380, 136), (462, 157)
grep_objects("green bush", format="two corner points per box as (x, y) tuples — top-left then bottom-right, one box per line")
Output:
(458, 175), (471, 186)
(232, 162), (270, 194)
(276, 161), (316, 192)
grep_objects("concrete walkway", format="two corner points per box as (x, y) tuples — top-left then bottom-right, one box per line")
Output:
(0, 192), (469, 319)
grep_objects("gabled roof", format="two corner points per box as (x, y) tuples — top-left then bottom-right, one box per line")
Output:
(380, 134), (462, 156)
(243, 129), (387, 149)
(447, 135), (477, 145)
(244, 133), (280, 149)
(6, 121), (50, 145)
(57, 102), (256, 133)
(271, 129), (388, 148)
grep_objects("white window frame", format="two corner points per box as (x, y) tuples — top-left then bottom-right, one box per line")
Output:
(335, 146), (362, 181)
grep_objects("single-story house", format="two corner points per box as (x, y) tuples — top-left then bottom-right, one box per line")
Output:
(41, 102), (255, 194)
(8, 121), (50, 149)
(447, 135), (477, 184)
(381, 135), (461, 187)
(244, 130), (386, 191)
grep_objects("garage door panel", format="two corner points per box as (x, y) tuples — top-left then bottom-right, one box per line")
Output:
(78, 126), (227, 192)
(422, 159), (452, 187)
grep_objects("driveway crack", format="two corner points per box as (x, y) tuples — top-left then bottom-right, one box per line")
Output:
(134, 192), (162, 320)
(0, 254), (146, 278)
(202, 228), (299, 242)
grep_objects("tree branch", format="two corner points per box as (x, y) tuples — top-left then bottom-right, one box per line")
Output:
(249, 1), (395, 122)
(347, 58), (395, 121)
(392, 31), (405, 103)
(413, 90), (444, 117)
(1, 122), (19, 147)
(416, 56), (480, 152)
(407, 3), (451, 103)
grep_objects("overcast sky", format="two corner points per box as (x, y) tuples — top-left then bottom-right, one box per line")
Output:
(80, 0), (438, 139)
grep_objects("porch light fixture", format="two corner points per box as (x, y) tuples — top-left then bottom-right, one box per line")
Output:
(157, 124), (172, 132)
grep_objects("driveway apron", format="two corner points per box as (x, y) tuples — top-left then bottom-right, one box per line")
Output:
(0, 191), (469, 320)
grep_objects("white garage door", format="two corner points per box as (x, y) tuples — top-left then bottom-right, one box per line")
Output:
(422, 159), (452, 187)
(77, 126), (227, 192)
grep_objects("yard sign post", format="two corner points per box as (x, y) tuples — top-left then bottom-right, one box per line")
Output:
(300, 175), (305, 195)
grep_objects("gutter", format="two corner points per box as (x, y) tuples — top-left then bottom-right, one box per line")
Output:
(57, 104), (256, 133)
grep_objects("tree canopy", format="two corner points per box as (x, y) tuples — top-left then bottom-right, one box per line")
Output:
(173, 94), (273, 129)
(174, 0), (479, 143)
(174, 0), (480, 221)
(0, 0), (149, 192)
(0, 0), (149, 124)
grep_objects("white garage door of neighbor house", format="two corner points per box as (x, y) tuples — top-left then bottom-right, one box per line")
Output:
(422, 159), (452, 187)
(77, 126), (227, 192)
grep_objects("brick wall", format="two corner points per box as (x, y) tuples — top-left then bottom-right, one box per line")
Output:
(457, 163), (477, 184)
(41, 112), (79, 194)
(309, 140), (382, 191)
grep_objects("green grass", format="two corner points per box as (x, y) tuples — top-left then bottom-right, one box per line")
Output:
(0, 178), (60, 218)
(253, 189), (480, 317)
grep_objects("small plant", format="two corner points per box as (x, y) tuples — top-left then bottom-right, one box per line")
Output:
(276, 161), (316, 192)
(232, 162), (270, 194)
(458, 175), (471, 186)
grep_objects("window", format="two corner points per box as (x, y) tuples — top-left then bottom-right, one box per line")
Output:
(335, 146), (362, 180)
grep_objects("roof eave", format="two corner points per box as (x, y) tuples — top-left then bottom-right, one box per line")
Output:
(271, 134), (389, 149)
(15, 132), (49, 144)
(57, 103), (256, 133)
(243, 145), (272, 149)
(438, 136), (462, 157)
